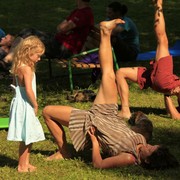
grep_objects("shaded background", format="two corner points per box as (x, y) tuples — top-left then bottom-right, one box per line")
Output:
(0, 0), (180, 52)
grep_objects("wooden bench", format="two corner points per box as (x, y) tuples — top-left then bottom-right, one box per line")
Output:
(48, 26), (118, 93)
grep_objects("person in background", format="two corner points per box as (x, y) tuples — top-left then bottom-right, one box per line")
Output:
(107, 1), (140, 65)
(7, 36), (45, 172)
(46, 0), (94, 59)
(0, 27), (50, 73)
(91, 1), (140, 83)
(0, 0), (94, 73)
(0, 34), (15, 71)
(0, 28), (6, 40)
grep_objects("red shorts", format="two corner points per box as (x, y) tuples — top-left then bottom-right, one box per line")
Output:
(137, 56), (180, 93)
(137, 67), (152, 90)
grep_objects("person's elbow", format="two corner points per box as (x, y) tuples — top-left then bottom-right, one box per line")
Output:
(93, 162), (103, 169)
(92, 159), (103, 169)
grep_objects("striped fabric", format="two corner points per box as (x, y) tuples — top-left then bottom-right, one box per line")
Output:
(69, 104), (146, 162)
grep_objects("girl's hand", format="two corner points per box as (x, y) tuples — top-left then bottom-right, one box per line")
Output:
(34, 106), (38, 116)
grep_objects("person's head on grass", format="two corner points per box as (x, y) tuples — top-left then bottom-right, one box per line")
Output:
(139, 144), (179, 170)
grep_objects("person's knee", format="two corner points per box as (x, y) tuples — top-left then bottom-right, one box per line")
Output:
(109, 71), (116, 81)
(116, 68), (126, 79)
(157, 33), (168, 46)
(103, 71), (115, 82)
(42, 106), (52, 121)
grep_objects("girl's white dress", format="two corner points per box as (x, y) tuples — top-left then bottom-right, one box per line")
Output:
(7, 73), (45, 145)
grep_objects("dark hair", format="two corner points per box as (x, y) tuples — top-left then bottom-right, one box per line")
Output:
(82, 0), (91, 2)
(141, 145), (179, 170)
(17, 28), (51, 49)
(108, 1), (128, 16)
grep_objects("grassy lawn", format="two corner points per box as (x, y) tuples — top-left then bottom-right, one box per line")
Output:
(1, 0), (180, 179)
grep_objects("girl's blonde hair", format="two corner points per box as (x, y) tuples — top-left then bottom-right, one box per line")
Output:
(11, 35), (45, 74)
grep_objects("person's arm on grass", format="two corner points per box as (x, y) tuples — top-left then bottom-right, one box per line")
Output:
(164, 95), (180, 120)
(88, 127), (136, 169)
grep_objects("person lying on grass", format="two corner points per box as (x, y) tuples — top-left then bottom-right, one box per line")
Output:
(43, 16), (179, 170)
(116, 0), (180, 120)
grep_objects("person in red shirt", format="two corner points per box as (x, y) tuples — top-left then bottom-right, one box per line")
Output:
(46, 0), (94, 59)
(116, 0), (180, 120)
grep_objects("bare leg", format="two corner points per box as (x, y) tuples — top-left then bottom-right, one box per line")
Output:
(18, 142), (36, 172)
(154, 0), (169, 60)
(94, 19), (125, 104)
(26, 146), (37, 172)
(116, 0), (168, 119)
(42, 105), (73, 160)
(116, 67), (139, 119)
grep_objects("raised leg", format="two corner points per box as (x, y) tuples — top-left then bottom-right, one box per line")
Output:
(94, 19), (125, 104)
(154, 0), (169, 60)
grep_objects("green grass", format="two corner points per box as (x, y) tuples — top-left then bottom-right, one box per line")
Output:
(1, 0), (180, 179)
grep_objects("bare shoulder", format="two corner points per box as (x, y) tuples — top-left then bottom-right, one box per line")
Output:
(16, 65), (33, 86)
(18, 65), (32, 76)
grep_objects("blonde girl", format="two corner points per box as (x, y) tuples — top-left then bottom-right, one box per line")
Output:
(7, 36), (45, 172)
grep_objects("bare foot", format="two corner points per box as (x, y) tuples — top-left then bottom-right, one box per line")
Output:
(46, 151), (71, 161)
(28, 164), (37, 172)
(152, 0), (157, 6)
(18, 167), (29, 173)
(18, 164), (37, 173)
(100, 19), (125, 35)
(152, 0), (162, 7)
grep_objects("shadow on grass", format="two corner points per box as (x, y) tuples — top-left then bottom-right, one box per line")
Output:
(152, 126), (180, 145)
(31, 143), (93, 165)
(0, 155), (17, 168)
(119, 105), (167, 116)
